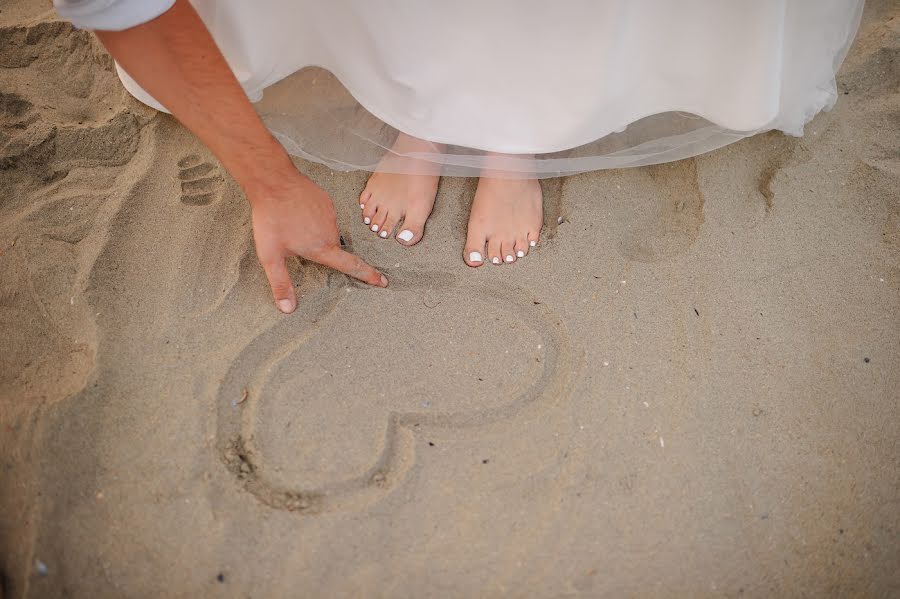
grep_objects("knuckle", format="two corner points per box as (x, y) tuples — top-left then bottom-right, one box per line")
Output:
(259, 254), (282, 269)
(269, 280), (292, 296)
(303, 243), (330, 261)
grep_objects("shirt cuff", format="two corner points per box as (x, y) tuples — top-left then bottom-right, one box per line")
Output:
(53, 0), (177, 31)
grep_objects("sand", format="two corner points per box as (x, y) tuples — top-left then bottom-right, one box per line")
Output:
(1, 1), (899, 597)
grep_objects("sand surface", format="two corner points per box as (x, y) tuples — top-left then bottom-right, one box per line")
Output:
(2, 1), (899, 597)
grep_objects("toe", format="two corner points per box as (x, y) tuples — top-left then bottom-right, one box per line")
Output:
(359, 189), (372, 210)
(527, 230), (539, 248)
(370, 206), (388, 235)
(397, 208), (428, 246)
(514, 236), (529, 259)
(465, 248), (485, 267)
(487, 238), (503, 265)
(362, 200), (377, 226)
(381, 211), (402, 239)
(464, 227), (487, 268)
(501, 240), (516, 264)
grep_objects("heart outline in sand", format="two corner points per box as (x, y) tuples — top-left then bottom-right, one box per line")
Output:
(215, 269), (574, 514)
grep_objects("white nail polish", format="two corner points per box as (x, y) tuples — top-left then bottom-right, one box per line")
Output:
(529, 240), (537, 247)
(492, 257), (501, 265)
(517, 250), (525, 258)
(371, 224), (379, 232)
(469, 251), (483, 263)
(360, 204), (365, 209)
(379, 230), (388, 238)
(398, 230), (414, 242)
(364, 217), (371, 225)
(505, 255), (514, 263)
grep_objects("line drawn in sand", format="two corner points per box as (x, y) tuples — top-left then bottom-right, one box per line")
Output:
(215, 269), (574, 514)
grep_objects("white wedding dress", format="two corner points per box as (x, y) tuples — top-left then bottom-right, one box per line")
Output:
(56, 0), (865, 177)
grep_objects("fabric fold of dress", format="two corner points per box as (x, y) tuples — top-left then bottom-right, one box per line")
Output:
(56, 0), (865, 177)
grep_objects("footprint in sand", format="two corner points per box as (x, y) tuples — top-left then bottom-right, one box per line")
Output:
(216, 268), (573, 514)
(0, 20), (140, 407)
(616, 159), (706, 263)
(177, 154), (223, 206)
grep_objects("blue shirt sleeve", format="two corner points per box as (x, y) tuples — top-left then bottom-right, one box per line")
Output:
(53, 0), (177, 31)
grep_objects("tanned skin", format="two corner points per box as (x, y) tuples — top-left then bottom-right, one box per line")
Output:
(95, 0), (388, 314)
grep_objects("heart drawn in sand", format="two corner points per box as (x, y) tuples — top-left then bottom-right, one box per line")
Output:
(216, 268), (573, 514)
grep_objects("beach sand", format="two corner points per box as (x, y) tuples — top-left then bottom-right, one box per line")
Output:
(1, 1), (898, 596)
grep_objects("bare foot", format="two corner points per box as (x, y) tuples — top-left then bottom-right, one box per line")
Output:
(360, 133), (443, 245)
(464, 156), (543, 267)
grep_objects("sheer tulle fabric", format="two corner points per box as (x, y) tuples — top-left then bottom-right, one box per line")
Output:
(115, 0), (865, 178)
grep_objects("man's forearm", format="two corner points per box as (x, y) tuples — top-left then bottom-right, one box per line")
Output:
(95, 0), (293, 198)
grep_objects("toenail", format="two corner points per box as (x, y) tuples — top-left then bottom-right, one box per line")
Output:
(529, 240), (537, 247)
(360, 203), (365, 209)
(469, 251), (483, 263)
(505, 255), (514, 263)
(492, 257), (501, 265)
(364, 217), (371, 225)
(398, 230), (414, 242)
(517, 250), (525, 258)
(379, 230), (388, 238)
(371, 224), (379, 232)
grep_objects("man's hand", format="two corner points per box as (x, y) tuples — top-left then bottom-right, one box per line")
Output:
(249, 170), (387, 313)
(94, 0), (387, 314)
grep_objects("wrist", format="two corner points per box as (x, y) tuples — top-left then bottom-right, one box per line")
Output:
(224, 138), (302, 202)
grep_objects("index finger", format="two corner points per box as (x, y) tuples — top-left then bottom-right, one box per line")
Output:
(314, 247), (388, 288)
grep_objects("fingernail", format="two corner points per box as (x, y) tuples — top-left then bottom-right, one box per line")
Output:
(398, 230), (414, 242)
(492, 257), (500, 265)
(516, 250), (525, 258)
(364, 217), (371, 225)
(529, 240), (537, 247)
(379, 230), (388, 238)
(469, 251), (483, 263)
(371, 224), (379, 232)
(277, 299), (293, 313)
(505, 255), (514, 263)
(379, 274), (388, 287)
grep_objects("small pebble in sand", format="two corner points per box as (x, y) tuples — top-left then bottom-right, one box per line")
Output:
(643, 401), (649, 407)
(659, 437), (665, 448)
(603, 361), (609, 367)
(217, 573), (225, 583)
